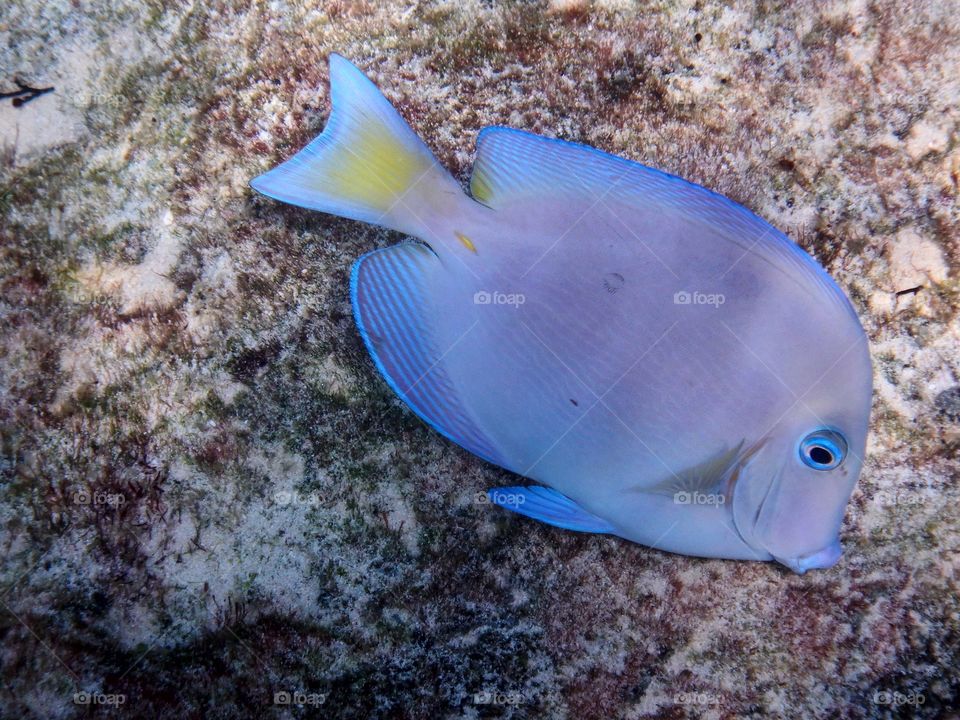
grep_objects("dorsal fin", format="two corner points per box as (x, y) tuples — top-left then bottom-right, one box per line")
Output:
(468, 127), (856, 316)
(350, 242), (506, 467)
(469, 126), (772, 239)
(469, 126), (623, 207)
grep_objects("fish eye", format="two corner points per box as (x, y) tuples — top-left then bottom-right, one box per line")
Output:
(798, 429), (847, 471)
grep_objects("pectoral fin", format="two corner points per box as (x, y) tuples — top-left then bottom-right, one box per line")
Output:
(640, 439), (767, 503)
(487, 486), (616, 534)
(642, 441), (745, 500)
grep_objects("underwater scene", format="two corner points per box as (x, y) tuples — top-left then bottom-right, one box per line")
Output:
(1, 1), (958, 718)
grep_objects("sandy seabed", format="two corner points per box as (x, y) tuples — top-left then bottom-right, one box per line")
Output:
(1, 1), (958, 718)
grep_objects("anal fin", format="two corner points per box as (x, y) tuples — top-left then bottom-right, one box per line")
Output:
(487, 486), (616, 534)
(351, 242), (505, 467)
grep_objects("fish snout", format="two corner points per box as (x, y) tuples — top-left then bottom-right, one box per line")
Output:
(774, 538), (843, 574)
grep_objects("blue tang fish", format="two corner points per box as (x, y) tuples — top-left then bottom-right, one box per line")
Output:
(251, 56), (873, 574)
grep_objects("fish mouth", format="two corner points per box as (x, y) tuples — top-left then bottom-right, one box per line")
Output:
(749, 469), (844, 573)
(774, 538), (843, 575)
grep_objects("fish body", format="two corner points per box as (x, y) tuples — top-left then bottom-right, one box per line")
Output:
(252, 56), (873, 573)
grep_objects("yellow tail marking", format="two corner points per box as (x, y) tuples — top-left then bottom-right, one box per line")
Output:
(455, 231), (477, 253)
(321, 121), (428, 213)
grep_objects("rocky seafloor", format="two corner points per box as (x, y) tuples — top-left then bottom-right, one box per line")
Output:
(1, 1), (958, 718)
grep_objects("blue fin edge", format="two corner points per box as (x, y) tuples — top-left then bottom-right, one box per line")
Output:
(487, 485), (616, 534)
(349, 249), (504, 468)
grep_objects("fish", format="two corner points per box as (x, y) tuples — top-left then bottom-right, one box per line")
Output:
(250, 55), (873, 574)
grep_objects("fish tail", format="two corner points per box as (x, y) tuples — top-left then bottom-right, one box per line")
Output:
(250, 54), (461, 236)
